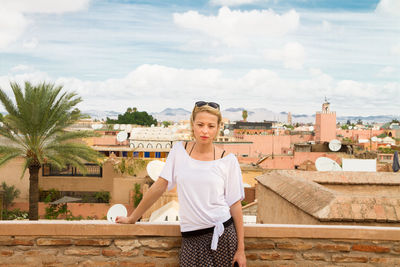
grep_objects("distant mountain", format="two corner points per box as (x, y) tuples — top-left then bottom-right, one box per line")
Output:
(151, 108), (191, 122)
(82, 108), (399, 124)
(336, 115), (399, 124)
(83, 110), (121, 120)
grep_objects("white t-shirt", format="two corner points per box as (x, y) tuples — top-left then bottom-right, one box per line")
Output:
(159, 141), (245, 250)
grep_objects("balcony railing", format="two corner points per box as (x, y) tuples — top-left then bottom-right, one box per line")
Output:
(42, 163), (102, 177)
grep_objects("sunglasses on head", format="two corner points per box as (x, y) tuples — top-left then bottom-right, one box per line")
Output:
(195, 101), (220, 110)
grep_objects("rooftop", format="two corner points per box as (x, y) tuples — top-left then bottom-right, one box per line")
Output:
(256, 170), (400, 223)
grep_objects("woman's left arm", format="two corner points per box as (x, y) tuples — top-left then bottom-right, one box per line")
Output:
(230, 200), (246, 267)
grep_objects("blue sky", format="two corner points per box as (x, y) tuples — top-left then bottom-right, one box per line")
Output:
(0, 0), (399, 116)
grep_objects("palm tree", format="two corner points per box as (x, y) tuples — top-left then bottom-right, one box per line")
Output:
(0, 81), (101, 220)
(242, 109), (248, 122)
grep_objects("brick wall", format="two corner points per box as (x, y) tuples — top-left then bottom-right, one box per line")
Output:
(1, 221), (400, 266)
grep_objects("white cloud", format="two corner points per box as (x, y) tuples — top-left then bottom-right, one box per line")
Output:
(0, 10), (30, 49)
(2, 0), (90, 14)
(391, 43), (400, 56)
(23, 37), (39, 49)
(1, 65), (398, 116)
(375, 0), (400, 16)
(377, 66), (396, 77)
(208, 55), (234, 63)
(321, 20), (332, 32)
(210, 0), (268, 7)
(173, 7), (299, 47)
(0, 0), (90, 49)
(263, 42), (305, 69)
(11, 65), (31, 72)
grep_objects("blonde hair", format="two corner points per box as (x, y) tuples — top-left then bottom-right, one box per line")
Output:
(190, 104), (223, 140)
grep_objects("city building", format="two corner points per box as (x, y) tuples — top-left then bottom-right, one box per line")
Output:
(315, 99), (336, 143)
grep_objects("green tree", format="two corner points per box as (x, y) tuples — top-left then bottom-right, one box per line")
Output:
(356, 119), (363, 125)
(242, 109), (248, 122)
(162, 121), (171, 128)
(1, 182), (20, 211)
(106, 108), (157, 126)
(0, 81), (101, 220)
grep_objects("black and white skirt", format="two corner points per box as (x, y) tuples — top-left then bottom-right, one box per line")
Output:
(179, 222), (238, 267)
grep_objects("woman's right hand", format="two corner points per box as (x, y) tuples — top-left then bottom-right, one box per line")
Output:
(115, 216), (133, 224)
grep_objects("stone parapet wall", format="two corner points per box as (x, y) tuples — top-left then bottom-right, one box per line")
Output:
(1, 221), (400, 266)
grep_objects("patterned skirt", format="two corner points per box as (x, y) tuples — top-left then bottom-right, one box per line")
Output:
(179, 223), (238, 267)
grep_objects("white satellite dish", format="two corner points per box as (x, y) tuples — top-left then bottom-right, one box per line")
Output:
(329, 139), (342, 152)
(99, 124), (104, 129)
(309, 126), (314, 131)
(120, 124), (126, 130)
(107, 204), (127, 223)
(116, 131), (128, 142)
(91, 124), (97, 129)
(126, 125), (132, 132)
(113, 124), (120, 130)
(151, 124), (155, 128)
(223, 129), (230, 135)
(349, 126), (353, 129)
(146, 160), (166, 181)
(315, 157), (342, 171)
(130, 143), (134, 149)
(371, 136), (378, 142)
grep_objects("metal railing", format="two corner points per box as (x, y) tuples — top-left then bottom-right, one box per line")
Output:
(42, 163), (102, 177)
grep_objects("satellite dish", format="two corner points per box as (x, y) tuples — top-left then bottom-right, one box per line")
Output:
(98, 124), (103, 129)
(309, 126), (314, 131)
(113, 124), (120, 130)
(120, 124), (126, 130)
(91, 124), (97, 129)
(349, 126), (353, 129)
(371, 136), (378, 142)
(146, 160), (166, 181)
(223, 129), (230, 135)
(107, 204), (127, 223)
(151, 124), (155, 128)
(315, 157), (342, 171)
(130, 143), (134, 149)
(126, 125), (132, 132)
(329, 139), (342, 152)
(116, 131), (128, 142)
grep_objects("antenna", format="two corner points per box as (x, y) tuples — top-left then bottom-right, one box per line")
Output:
(116, 131), (128, 142)
(315, 157), (342, 171)
(146, 160), (166, 181)
(329, 139), (342, 152)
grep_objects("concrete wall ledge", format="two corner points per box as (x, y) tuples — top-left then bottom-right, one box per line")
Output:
(1, 221), (400, 241)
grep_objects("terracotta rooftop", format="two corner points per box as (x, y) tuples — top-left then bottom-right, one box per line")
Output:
(256, 171), (400, 223)
(273, 170), (400, 185)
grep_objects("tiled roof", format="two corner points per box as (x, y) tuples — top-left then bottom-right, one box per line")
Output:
(256, 171), (400, 223)
(273, 170), (400, 185)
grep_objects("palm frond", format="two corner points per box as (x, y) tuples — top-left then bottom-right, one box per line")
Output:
(0, 85), (18, 116)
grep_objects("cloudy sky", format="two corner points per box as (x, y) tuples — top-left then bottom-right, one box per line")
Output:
(0, 0), (399, 116)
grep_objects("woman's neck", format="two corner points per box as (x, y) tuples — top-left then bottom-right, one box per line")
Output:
(193, 141), (214, 153)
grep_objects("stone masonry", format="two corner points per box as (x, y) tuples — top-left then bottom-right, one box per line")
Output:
(1, 221), (400, 266)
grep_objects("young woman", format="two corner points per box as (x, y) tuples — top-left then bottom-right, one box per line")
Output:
(116, 101), (246, 267)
